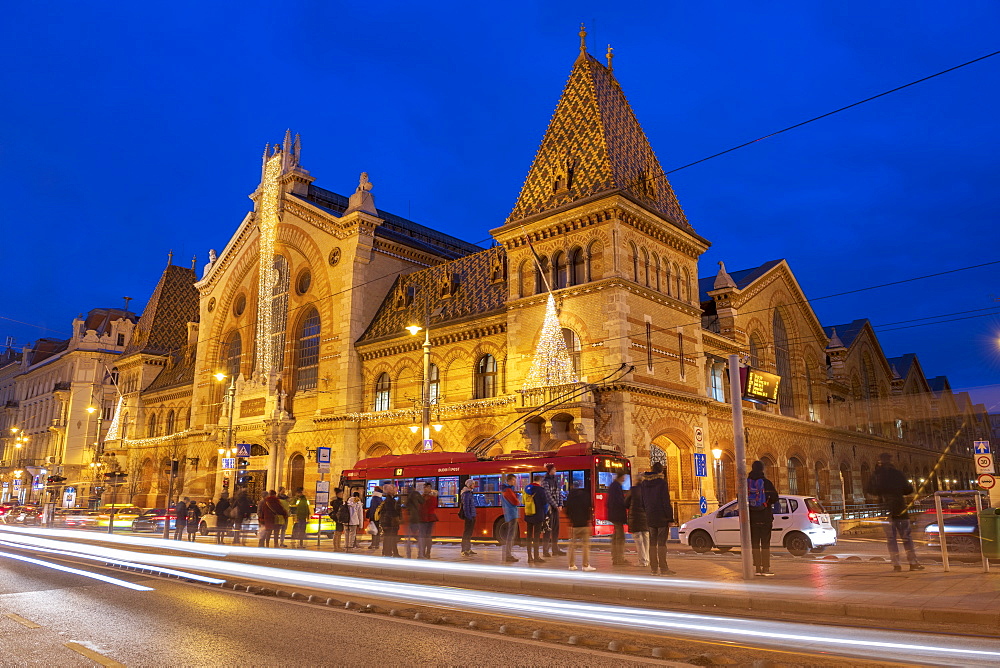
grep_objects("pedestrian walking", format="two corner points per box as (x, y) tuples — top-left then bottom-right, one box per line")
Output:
(419, 482), (439, 558)
(173, 498), (188, 540)
(565, 479), (596, 571)
(541, 464), (566, 557)
(748, 460), (779, 576)
(231, 489), (253, 545)
(275, 487), (291, 547)
(524, 474), (549, 564)
(214, 492), (232, 545)
(626, 481), (650, 567)
(257, 489), (288, 548)
(500, 473), (520, 563)
(459, 479), (478, 557)
(404, 484), (424, 558)
(607, 471), (630, 566)
(867, 453), (924, 572)
(641, 462), (675, 576)
(366, 486), (384, 550)
(379, 483), (402, 557)
(185, 500), (202, 542)
(291, 487), (310, 548)
(346, 491), (363, 552)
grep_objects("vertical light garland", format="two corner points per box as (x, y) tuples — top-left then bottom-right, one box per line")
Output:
(104, 395), (125, 440)
(522, 293), (578, 390)
(255, 152), (283, 377)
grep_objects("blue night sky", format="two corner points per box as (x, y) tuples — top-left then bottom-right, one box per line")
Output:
(2, 2), (999, 408)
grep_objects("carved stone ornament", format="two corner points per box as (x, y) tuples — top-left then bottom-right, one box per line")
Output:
(329, 248), (342, 266)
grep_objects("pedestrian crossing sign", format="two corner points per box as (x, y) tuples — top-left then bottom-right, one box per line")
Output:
(236, 443), (251, 457)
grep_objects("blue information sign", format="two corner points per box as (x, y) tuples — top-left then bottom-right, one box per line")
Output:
(221, 457), (236, 470)
(317, 447), (331, 465)
(236, 443), (251, 457)
(694, 452), (708, 477)
(974, 441), (991, 454)
(699, 496), (708, 514)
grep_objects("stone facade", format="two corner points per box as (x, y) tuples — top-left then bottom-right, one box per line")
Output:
(1, 43), (990, 516)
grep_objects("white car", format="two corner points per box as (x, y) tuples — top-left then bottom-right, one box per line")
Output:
(679, 494), (837, 556)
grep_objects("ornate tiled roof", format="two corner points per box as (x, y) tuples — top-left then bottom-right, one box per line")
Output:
(145, 344), (196, 392)
(358, 246), (508, 344)
(506, 52), (688, 228)
(124, 265), (199, 356)
(823, 319), (869, 349)
(697, 259), (783, 301)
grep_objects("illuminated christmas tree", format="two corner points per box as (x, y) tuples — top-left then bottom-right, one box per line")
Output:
(522, 293), (579, 390)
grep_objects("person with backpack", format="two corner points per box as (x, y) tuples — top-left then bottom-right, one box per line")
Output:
(404, 484), (424, 558)
(641, 462), (675, 576)
(231, 489), (253, 545)
(499, 474), (520, 563)
(327, 488), (345, 551)
(541, 464), (566, 558)
(747, 460), (780, 576)
(290, 487), (310, 549)
(275, 487), (291, 548)
(867, 453), (924, 572)
(626, 480), (649, 567)
(459, 479), (478, 557)
(257, 490), (288, 548)
(524, 474), (549, 564)
(185, 500), (202, 542)
(366, 486), (384, 550)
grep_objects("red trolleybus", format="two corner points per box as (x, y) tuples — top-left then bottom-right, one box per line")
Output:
(340, 442), (631, 543)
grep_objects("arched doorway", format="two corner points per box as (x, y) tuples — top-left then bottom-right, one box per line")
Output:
(367, 443), (391, 458)
(787, 457), (803, 495)
(650, 434), (693, 518)
(288, 453), (305, 492)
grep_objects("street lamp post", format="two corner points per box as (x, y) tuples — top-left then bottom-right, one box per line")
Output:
(711, 447), (723, 503)
(406, 325), (433, 451)
(214, 372), (237, 492)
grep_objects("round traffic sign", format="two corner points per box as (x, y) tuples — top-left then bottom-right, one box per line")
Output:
(977, 455), (993, 469)
(978, 473), (996, 490)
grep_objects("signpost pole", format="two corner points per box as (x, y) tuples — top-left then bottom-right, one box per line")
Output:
(728, 354), (754, 580)
(935, 493), (950, 572)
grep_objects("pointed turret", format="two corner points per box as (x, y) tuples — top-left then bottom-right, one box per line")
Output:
(506, 36), (688, 229)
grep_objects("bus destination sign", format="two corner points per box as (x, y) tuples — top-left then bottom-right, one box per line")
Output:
(740, 367), (781, 404)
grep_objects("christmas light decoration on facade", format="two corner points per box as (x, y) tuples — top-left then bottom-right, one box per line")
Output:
(522, 293), (578, 391)
(104, 396), (125, 441)
(254, 150), (283, 377)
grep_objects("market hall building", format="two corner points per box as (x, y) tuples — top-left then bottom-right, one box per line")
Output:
(1, 37), (987, 518)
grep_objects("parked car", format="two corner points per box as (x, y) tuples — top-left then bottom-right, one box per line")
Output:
(96, 505), (143, 529)
(924, 512), (980, 552)
(199, 512), (259, 537)
(131, 508), (179, 533)
(679, 494), (837, 556)
(52, 508), (101, 529)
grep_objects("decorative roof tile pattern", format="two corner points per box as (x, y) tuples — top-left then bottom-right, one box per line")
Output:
(506, 53), (688, 228)
(358, 246), (507, 343)
(145, 345), (196, 392)
(124, 265), (199, 356)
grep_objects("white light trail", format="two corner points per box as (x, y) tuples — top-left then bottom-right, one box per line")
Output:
(0, 550), (153, 591)
(1, 530), (999, 666)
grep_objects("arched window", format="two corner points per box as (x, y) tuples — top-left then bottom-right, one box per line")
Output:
(367, 443), (391, 458)
(147, 413), (157, 438)
(568, 247), (585, 286)
(288, 453), (305, 492)
(552, 251), (566, 289)
(652, 254), (661, 291)
(773, 310), (794, 416)
(683, 267), (692, 302)
(562, 328), (581, 376)
(630, 242), (639, 282)
(296, 307), (321, 391)
(673, 262), (682, 297)
(223, 331), (242, 379)
(474, 354), (497, 399)
(270, 255), (290, 372)
(787, 457), (802, 495)
(374, 373), (391, 411)
(518, 260), (531, 298)
(748, 334), (763, 369)
(165, 409), (175, 435)
(535, 256), (550, 293)
(428, 363), (440, 404)
(586, 240), (603, 281)
(122, 412), (129, 439)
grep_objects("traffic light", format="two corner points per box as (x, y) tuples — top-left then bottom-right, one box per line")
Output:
(222, 477), (230, 489)
(170, 459), (179, 476)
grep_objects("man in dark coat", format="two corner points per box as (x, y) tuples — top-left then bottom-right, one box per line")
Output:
(214, 492), (232, 545)
(173, 498), (188, 540)
(641, 462), (675, 576)
(380, 483), (402, 558)
(626, 482), (649, 567)
(607, 472), (630, 566)
(748, 460), (780, 576)
(868, 453), (923, 572)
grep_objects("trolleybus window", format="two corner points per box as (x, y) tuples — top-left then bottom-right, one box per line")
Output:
(470, 475), (502, 507)
(438, 475), (459, 507)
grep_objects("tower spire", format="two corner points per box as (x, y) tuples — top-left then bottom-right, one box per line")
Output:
(579, 23), (587, 54)
(606, 44), (613, 72)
